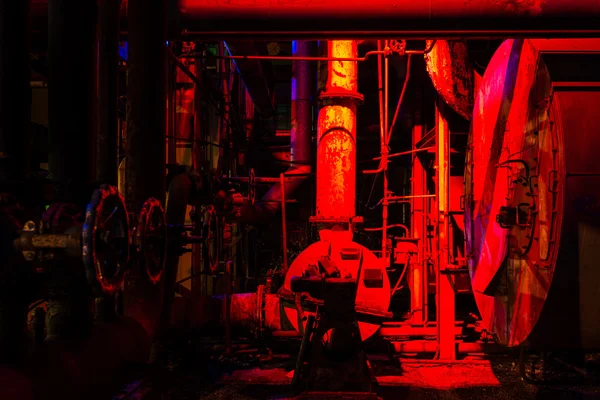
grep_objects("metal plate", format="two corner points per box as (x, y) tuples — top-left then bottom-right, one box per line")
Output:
(466, 39), (563, 346)
(282, 230), (390, 341)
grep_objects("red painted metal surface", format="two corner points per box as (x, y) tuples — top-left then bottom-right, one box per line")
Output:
(466, 39), (557, 346)
(178, 0), (600, 38)
(282, 230), (391, 340)
(315, 41), (362, 221)
(179, 0), (595, 19)
(425, 40), (475, 120)
(436, 100), (455, 361)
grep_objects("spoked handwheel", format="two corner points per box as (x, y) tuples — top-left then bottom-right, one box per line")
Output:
(135, 198), (167, 284)
(82, 185), (130, 296)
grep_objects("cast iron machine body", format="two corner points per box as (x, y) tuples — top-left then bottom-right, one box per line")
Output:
(290, 244), (379, 398)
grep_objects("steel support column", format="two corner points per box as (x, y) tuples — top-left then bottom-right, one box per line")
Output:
(436, 98), (455, 361)
(123, 0), (168, 342)
(410, 79), (428, 325)
(126, 0), (167, 209)
(0, 1), (31, 191)
(48, 0), (97, 203)
(94, 0), (121, 186)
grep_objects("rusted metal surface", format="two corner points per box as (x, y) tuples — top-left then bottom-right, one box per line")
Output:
(282, 230), (390, 340)
(178, 0), (600, 38)
(315, 41), (362, 221)
(425, 40), (474, 120)
(466, 38), (600, 349)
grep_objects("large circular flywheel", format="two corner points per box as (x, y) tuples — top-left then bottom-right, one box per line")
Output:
(135, 198), (167, 284)
(465, 39), (564, 347)
(82, 185), (130, 296)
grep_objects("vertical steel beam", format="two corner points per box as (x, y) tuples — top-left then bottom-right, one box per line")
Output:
(410, 83), (427, 325)
(123, 0), (168, 343)
(436, 98), (455, 360)
(126, 0), (167, 210)
(0, 0), (31, 190)
(48, 0), (97, 203)
(94, 0), (121, 185)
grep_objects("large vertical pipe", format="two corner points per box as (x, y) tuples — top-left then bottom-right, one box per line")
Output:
(95, 0), (121, 186)
(47, 0), (97, 204)
(315, 40), (362, 222)
(126, 0), (167, 209)
(0, 1), (31, 190)
(242, 41), (313, 218)
(124, 0), (168, 342)
(46, 0), (97, 342)
(290, 41), (312, 169)
(0, 1), (31, 366)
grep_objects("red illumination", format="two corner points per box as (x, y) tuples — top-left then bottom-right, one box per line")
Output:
(316, 41), (361, 221)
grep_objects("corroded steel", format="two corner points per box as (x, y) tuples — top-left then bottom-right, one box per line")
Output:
(282, 230), (391, 341)
(466, 38), (600, 349)
(315, 40), (362, 221)
(425, 40), (474, 120)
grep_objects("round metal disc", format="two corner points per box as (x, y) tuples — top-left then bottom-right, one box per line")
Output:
(82, 185), (130, 296)
(136, 198), (167, 284)
(282, 230), (390, 341)
(466, 39), (563, 346)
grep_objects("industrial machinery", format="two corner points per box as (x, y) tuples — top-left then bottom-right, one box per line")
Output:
(466, 38), (600, 350)
(5, 1), (600, 399)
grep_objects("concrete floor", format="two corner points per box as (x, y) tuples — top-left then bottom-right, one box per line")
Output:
(111, 340), (600, 400)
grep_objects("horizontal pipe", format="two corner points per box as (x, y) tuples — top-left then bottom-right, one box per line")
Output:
(178, 0), (600, 19)
(180, 50), (433, 62)
(390, 340), (506, 354)
(177, 0), (600, 38)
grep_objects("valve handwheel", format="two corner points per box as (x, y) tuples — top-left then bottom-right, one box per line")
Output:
(82, 185), (130, 296)
(135, 198), (167, 284)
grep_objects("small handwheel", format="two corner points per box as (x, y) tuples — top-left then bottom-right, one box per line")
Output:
(82, 185), (130, 296)
(135, 198), (167, 284)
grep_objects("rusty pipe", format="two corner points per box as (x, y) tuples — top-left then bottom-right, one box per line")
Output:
(315, 41), (362, 222)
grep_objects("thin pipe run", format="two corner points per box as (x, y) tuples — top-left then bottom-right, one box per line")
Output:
(382, 39), (390, 264)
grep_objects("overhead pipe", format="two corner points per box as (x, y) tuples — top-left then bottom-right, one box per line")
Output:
(178, 0), (600, 38)
(239, 41), (314, 219)
(31, 0), (600, 38)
